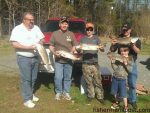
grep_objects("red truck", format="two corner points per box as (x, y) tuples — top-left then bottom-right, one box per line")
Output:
(39, 18), (86, 73)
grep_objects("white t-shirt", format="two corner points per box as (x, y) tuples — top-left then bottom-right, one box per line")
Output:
(10, 23), (44, 57)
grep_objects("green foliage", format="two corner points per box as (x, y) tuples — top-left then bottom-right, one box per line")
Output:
(1, 0), (150, 37)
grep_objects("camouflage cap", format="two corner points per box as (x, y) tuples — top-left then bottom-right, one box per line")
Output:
(122, 23), (131, 31)
(59, 16), (69, 23)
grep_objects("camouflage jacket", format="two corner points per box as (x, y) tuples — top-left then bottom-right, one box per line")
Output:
(111, 58), (133, 79)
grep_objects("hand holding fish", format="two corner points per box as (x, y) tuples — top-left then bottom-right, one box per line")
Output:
(99, 43), (106, 52)
(54, 51), (61, 58)
(112, 39), (118, 45)
(75, 45), (82, 53)
(109, 36), (118, 45)
(29, 44), (36, 50)
(123, 58), (128, 65)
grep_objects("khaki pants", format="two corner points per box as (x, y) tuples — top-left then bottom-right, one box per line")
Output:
(82, 64), (104, 99)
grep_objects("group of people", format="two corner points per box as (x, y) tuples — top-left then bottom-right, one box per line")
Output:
(10, 12), (141, 113)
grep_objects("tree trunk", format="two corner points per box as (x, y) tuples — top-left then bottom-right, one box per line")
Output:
(12, 8), (16, 28)
(8, 7), (12, 35)
(0, 16), (2, 37)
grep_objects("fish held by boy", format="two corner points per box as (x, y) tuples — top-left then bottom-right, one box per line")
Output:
(75, 43), (106, 51)
(109, 35), (139, 45)
(107, 52), (132, 63)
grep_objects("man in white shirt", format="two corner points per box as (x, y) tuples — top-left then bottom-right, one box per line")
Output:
(10, 12), (44, 108)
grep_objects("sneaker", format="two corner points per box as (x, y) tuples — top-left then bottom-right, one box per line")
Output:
(24, 100), (35, 108)
(111, 102), (119, 109)
(63, 93), (72, 100)
(97, 99), (105, 105)
(32, 95), (39, 102)
(131, 102), (138, 110)
(124, 106), (128, 113)
(55, 93), (61, 100)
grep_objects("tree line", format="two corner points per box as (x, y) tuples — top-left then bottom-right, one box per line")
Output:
(0, 0), (150, 41)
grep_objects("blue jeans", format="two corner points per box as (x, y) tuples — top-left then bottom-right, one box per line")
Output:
(17, 55), (39, 102)
(54, 62), (73, 94)
(128, 63), (137, 103)
(111, 77), (127, 98)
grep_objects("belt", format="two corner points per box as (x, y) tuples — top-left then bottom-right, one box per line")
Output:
(17, 55), (38, 58)
(112, 76), (126, 80)
(83, 62), (98, 65)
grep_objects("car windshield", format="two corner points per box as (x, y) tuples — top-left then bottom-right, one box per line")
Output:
(42, 20), (85, 34)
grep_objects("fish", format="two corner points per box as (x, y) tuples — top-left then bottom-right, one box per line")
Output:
(36, 44), (54, 72)
(109, 36), (139, 45)
(107, 52), (127, 63)
(57, 50), (81, 61)
(76, 43), (106, 51)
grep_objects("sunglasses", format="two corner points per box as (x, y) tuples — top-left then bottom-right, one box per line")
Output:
(24, 18), (34, 21)
(120, 50), (129, 52)
(86, 27), (93, 31)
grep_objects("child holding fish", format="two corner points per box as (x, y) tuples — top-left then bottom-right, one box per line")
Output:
(109, 24), (141, 109)
(108, 46), (133, 113)
(76, 22), (105, 104)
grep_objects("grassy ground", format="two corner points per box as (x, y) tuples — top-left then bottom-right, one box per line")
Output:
(0, 74), (150, 113)
(0, 38), (14, 56)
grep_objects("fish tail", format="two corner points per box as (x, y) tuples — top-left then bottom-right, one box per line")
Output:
(44, 64), (54, 72)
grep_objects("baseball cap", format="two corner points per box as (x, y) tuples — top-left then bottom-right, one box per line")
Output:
(59, 16), (69, 23)
(85, 22), (94, 28)
(122, 23), (131, 31)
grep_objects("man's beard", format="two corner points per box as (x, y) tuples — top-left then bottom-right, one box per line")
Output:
(29, 22), (34, 29)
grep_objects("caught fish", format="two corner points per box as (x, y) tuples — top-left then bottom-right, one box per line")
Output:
(107, 52), (127, 63)
(36, 44), (54, 72)
(109, 36), (139, 45)
(57, 50), (81, 61)
(131, 37), (139, 43)
(76, 43), (106, 51)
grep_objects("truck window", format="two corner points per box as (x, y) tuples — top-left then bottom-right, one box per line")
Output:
(69, 21), (85, 34)
(43, 20), (59, 32)
(42, 20), (85, 34)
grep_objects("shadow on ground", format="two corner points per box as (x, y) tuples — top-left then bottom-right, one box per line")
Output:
(34, 63), (113, 102)
(140, 57), (150, 70)
(34, 73), (54, 92)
